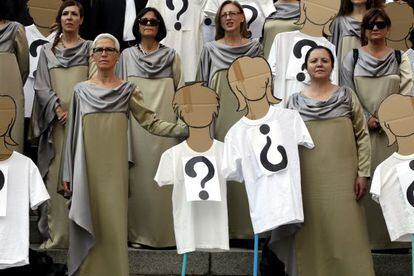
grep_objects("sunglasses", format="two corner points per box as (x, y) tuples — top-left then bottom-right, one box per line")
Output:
(365, 21), (388, 30)
(138, 18), (160, 26)
(93, 47), (118, 55)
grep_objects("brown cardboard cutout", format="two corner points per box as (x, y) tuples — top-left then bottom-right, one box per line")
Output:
(378, 94), (414, 155)
(173, 83), (220, 153)
(227, 56), (280, 120)
(385, 2), (414, 51)
(29, 0), (61, 35)
(297, 0), (341, 37)
(0, 95), (17, 160)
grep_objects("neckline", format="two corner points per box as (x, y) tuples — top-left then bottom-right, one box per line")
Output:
(184, 140), (216, 155)
(0, 151), (15, 163)
(241, 105), (275, 125)
(393, 152), (414, 160)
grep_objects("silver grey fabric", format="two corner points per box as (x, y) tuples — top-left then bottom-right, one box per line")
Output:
(286, 86), (353, 121)
(267, 2), (300, 20)
(33, 40), (92, 177)
(329, 15), (361, 56)
(0, 21), (19, 52)
(197, 39), (262, 86)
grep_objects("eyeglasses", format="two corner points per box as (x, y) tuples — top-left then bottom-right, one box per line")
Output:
(92, 47), (118, 55)
(365, 21), (388, 30)
(138, 18), (160, 26)
(220, 11), (242, 19)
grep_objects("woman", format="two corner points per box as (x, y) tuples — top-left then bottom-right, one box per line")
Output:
(341, 8), (413, 249)
(287, 46), (374, 276)
(62, 33), (187, 276)
(197, 0), (262, 239)
(262, 0), (300, 59)
(30, 0), (95, 249)
(0, 0), (29, 154)
(116, 7), (183, 248)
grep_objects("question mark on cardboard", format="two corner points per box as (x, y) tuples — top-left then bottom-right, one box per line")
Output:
(166, 0), (189, 31)
(185, 156), (215, 200)
(259, 124), (288, 172)
(292, 39), (318, 82)
(0, 170), (4, 191)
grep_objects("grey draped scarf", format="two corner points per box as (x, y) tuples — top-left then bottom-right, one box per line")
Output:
(329, 15), (361, 56)
(116, 45), (175, 79)
(286, 86), (353, 121)
(197, 39), (262, 86)
(33, 40), (92, 177)
(267, 2), (300, 20)
(62, 81), (134, 276)
(0, 21), (19, 53)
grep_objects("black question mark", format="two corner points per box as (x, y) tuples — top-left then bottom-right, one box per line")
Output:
(292, 39), (318, 82)
(0, 170), (4, 192)
(407, 160), (414, 207)
(185, 156), (215, 200)
(166, 0), (189, 31)
(259, 124), (288, 172)
(29, 39), (49, 58)
(241, 5), (258, 29)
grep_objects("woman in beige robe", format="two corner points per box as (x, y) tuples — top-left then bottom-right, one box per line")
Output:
(117, 7), (183, 247)
(341, 8), (413, 249)
(197, 0), (262, 239)
(63, 33), (187, 276)
(287, 46), (374, 276)
(31, 0), (95, 249)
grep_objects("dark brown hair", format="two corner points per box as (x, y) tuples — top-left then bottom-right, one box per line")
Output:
(337, 0), (380, 16)
(360, 8), (391, 46)
(132, 7), (167, 43)
(215, 0), (250, 40)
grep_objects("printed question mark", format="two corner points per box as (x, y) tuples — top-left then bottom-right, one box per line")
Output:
(0, 170), (4, 191)
(407, 160), (414, 207)
(292, 39), (318, 82)
(29, 39), (49, 58)
(259, 124), (288, 172)
(166, 0), (189, 31)
(204, 17), (213, 26)
(185, 156), (215, 200)
(241, 5), (258, 29)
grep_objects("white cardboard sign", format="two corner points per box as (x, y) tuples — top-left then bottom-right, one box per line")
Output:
(0, 165), (8, 217)
(396, 160), (414, 210)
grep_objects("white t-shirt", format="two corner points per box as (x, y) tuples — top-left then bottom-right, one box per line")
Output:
(154, 140), (229, 254)
(146, 0), (207, 82)
(267, 30), (338, 107)
(203, 0), (276, 42)
(0, 152), (49, 269)
(370, 152), (414, 242)
(222, 106), (314, 234)
(123, 0), (136, 41)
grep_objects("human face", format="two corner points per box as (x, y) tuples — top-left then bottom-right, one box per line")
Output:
(220, 3), (244, 34)
(306, 49), (334, 81)
(61, 5), (83, 34)
(92, 38), (119, 71)
(138, 11), (159, 40)
(365, 17), (389, 42)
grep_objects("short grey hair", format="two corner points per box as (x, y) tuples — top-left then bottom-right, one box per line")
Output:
(92, 33), (120, 52)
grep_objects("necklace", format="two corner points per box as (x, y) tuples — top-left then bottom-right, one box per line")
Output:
(138, 43), (160, 55)
(60, 35), (81, 48)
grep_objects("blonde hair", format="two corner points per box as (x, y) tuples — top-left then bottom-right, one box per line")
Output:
(0, 95), (17, 146)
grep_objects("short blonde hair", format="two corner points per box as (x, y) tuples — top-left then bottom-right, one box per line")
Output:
(0, 95), (17, 146)
(92, 33), (120, 52)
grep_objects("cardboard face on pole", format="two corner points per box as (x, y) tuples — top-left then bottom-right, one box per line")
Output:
(385, 2), (414, 51)
(173, 83), (221, 201)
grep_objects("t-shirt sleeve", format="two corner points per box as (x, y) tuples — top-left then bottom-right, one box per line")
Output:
(221, 136), (244, 182)
(29, 161), (50, 210)
(294, 112), (314, 149)
(154, 149), (174, 186)
(370, 165), (382, 203)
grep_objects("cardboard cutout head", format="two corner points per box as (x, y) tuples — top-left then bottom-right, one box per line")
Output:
(227, 56), (280, 113)
(378, 94), (414, 153)
(385, 2), (414, 50)
(0, 95), (17, 148)
(297, 0), (341, 36)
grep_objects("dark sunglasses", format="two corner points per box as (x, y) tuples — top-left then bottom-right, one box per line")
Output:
(138, 18), (160, 26)
(365, 21), (388, 30)
(92, 47), (118, 55)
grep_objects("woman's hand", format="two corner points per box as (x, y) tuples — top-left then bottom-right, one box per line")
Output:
(55, 105), (68, 125)
(367, 116), (380, 130)
(63, 181), (71, 195)
(355, 177), (368, 201)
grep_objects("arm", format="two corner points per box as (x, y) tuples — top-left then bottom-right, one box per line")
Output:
(15, 24), (29, 83)
(87, 43), (97, 79)
(340, 50), (356, 90)
(172, 52), (185, 89)
(399, 52), (414, 96)
(129, 88), (188, 138)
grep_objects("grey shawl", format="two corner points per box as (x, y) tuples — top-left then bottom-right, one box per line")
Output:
(341, 48), (402, 91)
(197, 39), (262, 86)
(267, 2), (300, 20)
(33, 40), (92, 177)
(116, 45), (175, 79)
(62, 81), (134, 276)
(329, 16), (361, 56)
(0, 21), (19, 52)
(286, 86), (353, 121)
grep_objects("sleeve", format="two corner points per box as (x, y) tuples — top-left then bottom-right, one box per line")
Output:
(172, 52), (185, 89)
(399, 52), (413, 96)
(129, 88), (188, 138)
(221, 135), (244, 182)
(327, 17), (340, 55)
(267, 34), (279, 97)
(370, 165), (382, 203)
(15, 24), (29, 84)
(29, 160), (50, 210)
(351, 91), (371, 177)
(294, 111), (314, 149)
(195, 46), (211, 84)
(154, 149), (174, 186)
(340, 50), (356, 90)
(87, 43), (97, 79)
(115, 49), (128, 80)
